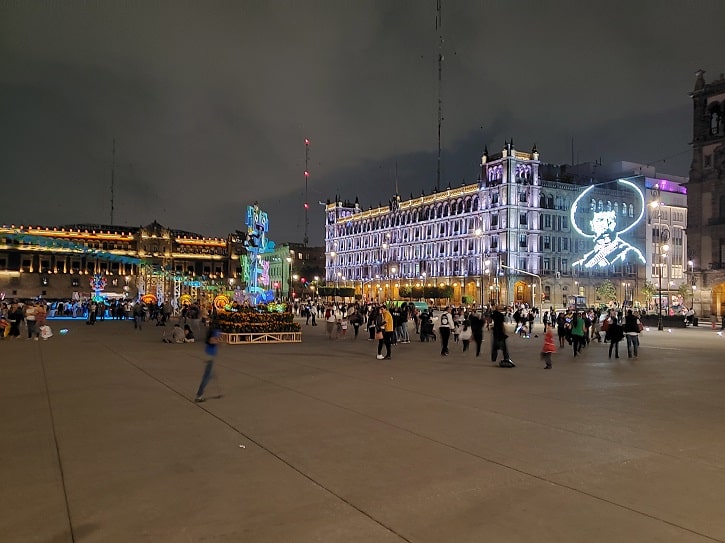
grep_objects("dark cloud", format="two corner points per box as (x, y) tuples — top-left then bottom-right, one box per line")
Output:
(1, 1), (724, 244)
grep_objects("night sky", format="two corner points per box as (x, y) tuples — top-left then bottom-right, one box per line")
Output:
(2, 1), (724, 245)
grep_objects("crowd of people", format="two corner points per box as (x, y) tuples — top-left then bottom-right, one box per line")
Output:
(284, 298), (656, 369)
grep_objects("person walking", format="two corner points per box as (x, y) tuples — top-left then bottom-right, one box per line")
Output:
(607, 315), (624, 358)
(469, 310), (485, 357)
(376, 306), (394, 360)
(624, 309), (642, 358)
(438, 306), (453, 356)
(541, 326), (557, 369)
(460, 321), (472, 353)
(195, 326), (222, 402)
(570, 312), (586, 357)
(490, 305), (510, 364)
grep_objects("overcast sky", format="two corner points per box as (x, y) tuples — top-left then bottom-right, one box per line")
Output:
(2, 1), (724, 245)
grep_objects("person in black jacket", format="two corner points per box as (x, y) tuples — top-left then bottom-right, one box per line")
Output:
(469, 310), (485, 357)
(491, 305), (510, 363)
(623, 309), (641, 358)
(607, 314), (624, 358)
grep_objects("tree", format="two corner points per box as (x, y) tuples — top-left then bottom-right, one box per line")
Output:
(398, 285), (413, 299)
(595, 280), (617, 303)
(438, 285), (454, 302)
(641, 280), (657, 305)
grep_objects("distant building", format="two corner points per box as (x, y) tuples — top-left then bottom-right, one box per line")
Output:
(324, 143), (688, 310)
(687, 69), (725, 318)
(0, 222), (240, 303)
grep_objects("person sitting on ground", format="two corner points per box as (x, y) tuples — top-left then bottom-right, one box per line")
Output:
(163, 323), (186, 343)
(184, 324), (195, 343)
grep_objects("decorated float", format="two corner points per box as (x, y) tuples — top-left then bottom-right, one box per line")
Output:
(212, 204), (301, 344)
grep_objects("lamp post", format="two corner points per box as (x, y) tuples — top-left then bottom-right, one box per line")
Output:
(336, 271), (341, 302)
(285, 256), (292, 301)
(475, 227), (484, 309)
(292, 273), (299, 300)
(650, 193), (670, 331)
(657, 245), (669, 330)
(687, 260), (695, 309)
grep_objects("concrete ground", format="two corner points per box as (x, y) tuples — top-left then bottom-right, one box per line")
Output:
(2, 316), (725, 543)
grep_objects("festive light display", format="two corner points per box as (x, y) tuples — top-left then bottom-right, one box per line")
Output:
(242, 204), (276, 304)
(571, 179), (646, 268)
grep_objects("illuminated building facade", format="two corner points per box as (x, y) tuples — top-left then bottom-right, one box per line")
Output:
(687, 69), (725, 318)
(325, 144), (688, 309)
(0, 222), (241, 302)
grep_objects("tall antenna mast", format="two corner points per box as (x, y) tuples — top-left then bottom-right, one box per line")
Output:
(436, 0), (443, 191)
(304, 138), (310, 246)
(110, 138), (116, 225)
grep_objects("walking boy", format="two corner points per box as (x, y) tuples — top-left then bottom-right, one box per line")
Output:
(195, 326), (222, 402)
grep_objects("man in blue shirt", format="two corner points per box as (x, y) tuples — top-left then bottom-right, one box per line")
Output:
(195, 326), (222, 402)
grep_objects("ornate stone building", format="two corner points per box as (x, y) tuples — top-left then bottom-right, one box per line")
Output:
(324, 143), (680, 309)
(688, 70), (725, 318)
(0, 222), (238, 302)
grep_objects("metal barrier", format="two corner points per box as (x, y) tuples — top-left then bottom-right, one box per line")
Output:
(221, 332), (302, 344)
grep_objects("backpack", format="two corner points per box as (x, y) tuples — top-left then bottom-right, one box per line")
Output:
(440, 313), (450, 326)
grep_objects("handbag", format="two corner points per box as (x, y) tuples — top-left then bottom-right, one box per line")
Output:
(375, 330), (384, 340)
(637, 320), (644, 332)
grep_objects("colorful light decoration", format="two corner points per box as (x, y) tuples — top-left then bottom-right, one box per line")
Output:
(242, 203), (276, 305)
(89, 273), (108, 301)
(571, 179), (646, 268)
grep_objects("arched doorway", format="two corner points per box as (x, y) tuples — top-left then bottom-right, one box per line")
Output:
(514, 281), (531, 306)
(711, 283), (725, 320)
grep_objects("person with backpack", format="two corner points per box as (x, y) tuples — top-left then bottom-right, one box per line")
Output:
(438, 306), (453, 356)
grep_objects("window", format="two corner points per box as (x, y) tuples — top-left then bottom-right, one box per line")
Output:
(629, 204), (634, 218)
(491, 236), (499, 249)
(543, 236), (551, 250)
(562, 216), (568, 229)
(544, 214), (551, 228)
(562, 238), (569, 251)
(491, 214), (498, 228)
(519, 234), (527, 248)
(491, 192), (499, 205)
(519, 212), (527, 226)
(519, 191), (527, 203)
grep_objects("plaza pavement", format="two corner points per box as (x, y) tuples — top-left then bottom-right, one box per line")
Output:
(2, 316), (725, 543)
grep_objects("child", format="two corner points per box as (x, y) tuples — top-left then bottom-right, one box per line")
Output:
(340, 317), (348, 338)
(541, 327), (556, 369)
(453, 319), (462, 343)
(460, 321), (472, 352)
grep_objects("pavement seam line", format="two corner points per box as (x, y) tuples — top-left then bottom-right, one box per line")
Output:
(218, 360), (725, 543)
(104, 344), (415, 543)
(39, 345), (77, 542)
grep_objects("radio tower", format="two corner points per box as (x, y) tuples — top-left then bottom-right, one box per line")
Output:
(435, 0), (443, 191)
(110, 138), (116, 225)
(303, 138), (310, 246)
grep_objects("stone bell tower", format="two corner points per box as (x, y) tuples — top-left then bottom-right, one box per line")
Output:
(688, 69), (725, 317)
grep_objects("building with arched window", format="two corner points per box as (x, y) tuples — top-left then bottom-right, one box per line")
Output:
(325, 143), (688, 310)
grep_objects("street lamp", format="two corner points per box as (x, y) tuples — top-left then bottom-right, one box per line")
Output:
(475, 227), (485, 309)
(285, 256), (292, 301)
(658, 244), (669, 331)
(292, 273), (299, 300)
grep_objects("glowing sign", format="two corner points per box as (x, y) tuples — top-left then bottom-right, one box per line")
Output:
(571, 179), (646, 269)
